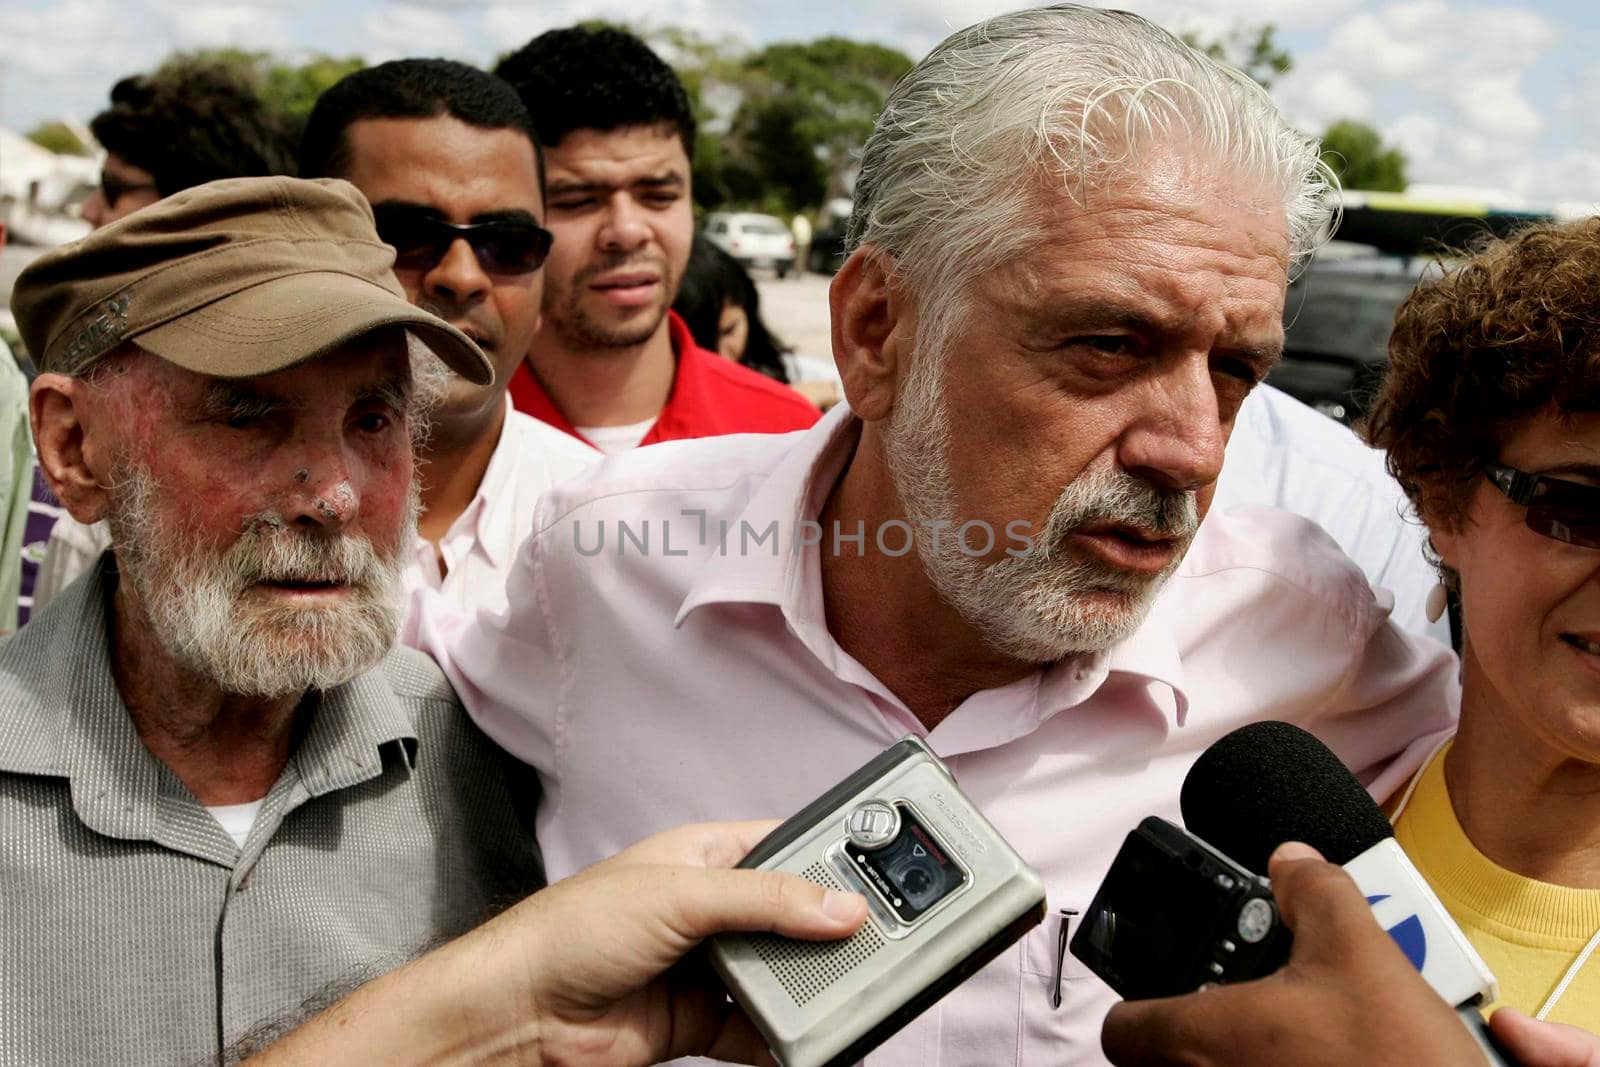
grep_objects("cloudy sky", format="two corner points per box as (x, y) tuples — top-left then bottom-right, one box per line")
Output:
(2, 0), (1597, 209)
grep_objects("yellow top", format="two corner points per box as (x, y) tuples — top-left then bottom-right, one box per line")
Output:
(1393, 742), (1600, 1025)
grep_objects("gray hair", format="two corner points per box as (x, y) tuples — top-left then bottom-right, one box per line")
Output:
(849, 3), (1335, 359)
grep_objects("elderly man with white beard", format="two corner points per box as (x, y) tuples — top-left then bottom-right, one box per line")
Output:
(411, 6), (1461, 1064)
(0, 177), (545, 1065)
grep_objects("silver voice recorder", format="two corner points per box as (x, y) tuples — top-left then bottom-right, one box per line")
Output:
(709, 736), (1047, 1067)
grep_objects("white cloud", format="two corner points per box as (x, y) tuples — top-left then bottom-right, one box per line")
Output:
(0, 0), (154, 77)
(480, 0), (753, 61)
(1111, 0), (1366, 34)
(1452, 72), (1541, 139)
(363, 3), (476, 61)
(0, 0), (169, 131)
(163, 4), (293, 50)
(1326, 11), (1433, 79)
(1276, 68), (1374, 129)
(1386, 112), (1441, 163)
(1272, 0), (1555, 203)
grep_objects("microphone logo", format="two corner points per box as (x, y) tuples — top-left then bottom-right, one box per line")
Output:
(1366, 894), (1427, 970)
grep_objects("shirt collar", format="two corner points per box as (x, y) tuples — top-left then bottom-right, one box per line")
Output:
(674, 405), (1190, 726)
(466, 397), (523, 570)
(674, 402), (859, 625)
(1104, 583), (1190, 725)
(0, 553), (420, 837)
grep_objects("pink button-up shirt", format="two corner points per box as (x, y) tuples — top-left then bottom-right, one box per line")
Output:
(412, 405), (1459, 1067)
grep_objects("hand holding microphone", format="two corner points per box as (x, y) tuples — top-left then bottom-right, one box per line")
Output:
(1082, 721), (1600, 1065)
(1102, 839), (1497, 1066)
(1101, 841), (1599, 1067)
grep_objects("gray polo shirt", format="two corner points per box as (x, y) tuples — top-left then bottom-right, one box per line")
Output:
(0, 559), (543, 1066)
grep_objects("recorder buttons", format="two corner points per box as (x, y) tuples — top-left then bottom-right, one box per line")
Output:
(1237, 898), (1275, 944)
(846, 801), (901, 849)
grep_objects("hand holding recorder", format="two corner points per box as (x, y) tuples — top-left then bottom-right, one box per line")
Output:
(246, 821), (868, 1067)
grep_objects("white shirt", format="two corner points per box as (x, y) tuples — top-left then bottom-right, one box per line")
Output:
(573, 418), (656, 455)
(411, 404), (1460, 1067)
(1215, 384), (1449, 644)
(35, 404), (598, 622)
(205, 799), (264, 850)
(404, 406), (598, 616)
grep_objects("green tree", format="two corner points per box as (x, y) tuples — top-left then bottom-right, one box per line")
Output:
(25, 121), (90, 155)
(717, 37), (913, 214)
(1320, 119), (1408, 192)
(1180, 25), (1292, 89)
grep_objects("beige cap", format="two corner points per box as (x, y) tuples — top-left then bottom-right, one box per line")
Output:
(11, 176), (493, 384)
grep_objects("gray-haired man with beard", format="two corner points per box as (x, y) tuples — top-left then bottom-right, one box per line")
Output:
(34, 59), (599, 620)
(1, 177), (542, 1065)
(411, 6), (1459, 1063)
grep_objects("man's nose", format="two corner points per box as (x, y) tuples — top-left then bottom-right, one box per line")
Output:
(282, 460), (360, 532)
(81, 192), (108, 230)
(1116, 362), (1228, 494)
(598, 194), (651, 252)
(423, 238), (491, 305)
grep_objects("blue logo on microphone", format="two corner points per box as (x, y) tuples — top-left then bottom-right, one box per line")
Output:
(1367, 895), (1427, 970)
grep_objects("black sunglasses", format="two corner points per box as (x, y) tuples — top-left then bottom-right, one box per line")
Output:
(371, 206), (553, 276)
(99, 171), (158, 207)
(1486, 463), (1600, 549)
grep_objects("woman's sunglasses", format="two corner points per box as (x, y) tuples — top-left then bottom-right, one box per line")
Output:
(372, 206), (553, 276)
(99, 171), (158, 207)
(1486, 463), (1600, 549)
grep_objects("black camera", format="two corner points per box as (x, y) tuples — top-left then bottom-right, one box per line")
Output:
(843, 806), (966, 921)
(1069, 816), (1291, 1000)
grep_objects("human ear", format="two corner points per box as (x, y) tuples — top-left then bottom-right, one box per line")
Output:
(829, 244), (914, 423)
(30, 373), (113, 524)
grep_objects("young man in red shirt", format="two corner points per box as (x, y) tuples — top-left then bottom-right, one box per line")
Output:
(495, 27), (820, 453)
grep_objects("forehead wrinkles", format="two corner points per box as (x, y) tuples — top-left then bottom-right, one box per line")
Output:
(997, 183), (1288, 335)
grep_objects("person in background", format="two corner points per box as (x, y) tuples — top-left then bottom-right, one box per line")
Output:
(493, 26), (819, 454)
(674, 235), (791, 380)
(0, 222), (31, 633)
(1367, 218), (1600, 1025)
(26, 60), (297, 623)
(791, 211), (813, 274)
(674, 233), (843, 410)
(297, 59), (599, 613)
(1214, 382), (1449, 645)
(79, 59), (297, 229)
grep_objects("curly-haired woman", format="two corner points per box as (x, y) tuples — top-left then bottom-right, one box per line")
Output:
(1367, 216), (1600, 1026)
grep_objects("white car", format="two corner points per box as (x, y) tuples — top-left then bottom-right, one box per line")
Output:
(704, 212), (797, 278)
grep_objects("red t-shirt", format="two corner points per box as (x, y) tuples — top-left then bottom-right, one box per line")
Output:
(509, 311), (821, 448)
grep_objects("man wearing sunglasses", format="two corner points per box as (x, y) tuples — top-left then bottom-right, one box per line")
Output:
(294, 59), (599, 617)
(494, 27), (821, 454)
(80, 60), (296, 230)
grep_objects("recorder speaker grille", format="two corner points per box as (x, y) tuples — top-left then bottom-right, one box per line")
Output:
(747, 861), (884, 1006)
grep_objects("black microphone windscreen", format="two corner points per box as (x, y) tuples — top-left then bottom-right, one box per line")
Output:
(1179, 721), (1395, 874)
